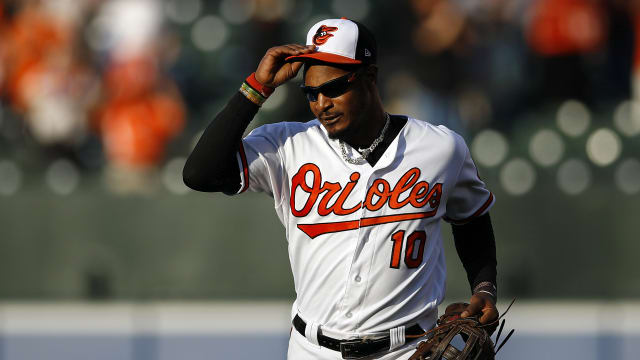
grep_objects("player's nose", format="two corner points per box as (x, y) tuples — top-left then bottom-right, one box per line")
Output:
(315, 93), (333, 112)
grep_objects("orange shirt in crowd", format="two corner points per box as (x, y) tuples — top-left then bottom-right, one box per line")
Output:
(98, 93), (184, 168)
(3, 4), (71, 110)
(95, 56), (185, 168)
(527, 0), (606, 56)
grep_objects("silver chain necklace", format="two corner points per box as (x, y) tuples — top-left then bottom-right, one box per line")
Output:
(340, 113), (390, 164)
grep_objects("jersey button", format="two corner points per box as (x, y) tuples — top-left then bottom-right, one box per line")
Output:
(346, 312), (352, 318)
(354, 275), (361, 282)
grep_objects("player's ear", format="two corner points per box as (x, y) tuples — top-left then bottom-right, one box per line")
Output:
(362, 65), (378, 85)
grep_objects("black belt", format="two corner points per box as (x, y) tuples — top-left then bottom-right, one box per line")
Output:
(293, 314), (425, 359)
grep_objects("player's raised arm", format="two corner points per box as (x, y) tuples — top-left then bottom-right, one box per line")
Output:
(182, 44), (315, 193)
(255, 44), (316, 87)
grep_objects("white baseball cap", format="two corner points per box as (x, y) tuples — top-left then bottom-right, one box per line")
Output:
(285, 18), (377, 65)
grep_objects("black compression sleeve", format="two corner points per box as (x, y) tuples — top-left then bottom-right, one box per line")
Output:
(183, 91), (259, 193)
(451, 213), (497, 294)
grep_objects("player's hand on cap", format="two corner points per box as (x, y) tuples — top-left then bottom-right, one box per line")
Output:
(255, 44), (316, 88)
(461, 292), (499, 333)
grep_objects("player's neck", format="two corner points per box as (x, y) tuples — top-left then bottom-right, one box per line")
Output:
(343, 106), (387, 149)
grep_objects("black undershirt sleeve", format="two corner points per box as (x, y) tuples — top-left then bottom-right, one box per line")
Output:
(451, 213), (497, 295)
(182, 92), (259, 194)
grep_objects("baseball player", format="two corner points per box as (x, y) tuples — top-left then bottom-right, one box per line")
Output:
(184, 18), (498, 360)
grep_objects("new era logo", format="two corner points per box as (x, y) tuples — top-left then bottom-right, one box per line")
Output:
(364, 48), (371, 57)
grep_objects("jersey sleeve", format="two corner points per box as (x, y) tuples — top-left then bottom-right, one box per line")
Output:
(443, 134), (495, 224)
(232, 123), (287, 201)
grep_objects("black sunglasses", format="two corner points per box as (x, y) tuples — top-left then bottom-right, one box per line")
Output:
(300, 72), (357, 102)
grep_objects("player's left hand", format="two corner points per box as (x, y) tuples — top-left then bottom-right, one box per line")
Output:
(461, 292), (499, 330)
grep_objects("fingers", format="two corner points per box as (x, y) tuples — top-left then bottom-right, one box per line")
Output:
(286, 45), (315, 73)
(267, 44), (315, 59)
(478, 303), (499, 324)
(461, 294), (500, 325)
(461, 295), (483, 318)
(285, 44), (315, 52)
(256, 44), (315, 87)
(474, 292), (499, 324)
(290, 61), (304, 75)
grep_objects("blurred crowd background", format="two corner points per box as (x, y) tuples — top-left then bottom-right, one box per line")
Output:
(0, 0), (639, 302)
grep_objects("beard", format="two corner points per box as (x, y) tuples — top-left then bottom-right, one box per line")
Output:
(326, 127), (345, 140)
(323, 114), (369, 148)
(325, 122), (356, 143)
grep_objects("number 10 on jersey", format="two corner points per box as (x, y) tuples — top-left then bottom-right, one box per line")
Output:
(389, 230), (427, 269)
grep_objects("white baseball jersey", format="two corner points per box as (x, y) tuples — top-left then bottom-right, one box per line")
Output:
(234, 117), (494, 341)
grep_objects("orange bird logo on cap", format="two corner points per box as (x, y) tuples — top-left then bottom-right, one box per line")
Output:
(313, 25), (338, 45)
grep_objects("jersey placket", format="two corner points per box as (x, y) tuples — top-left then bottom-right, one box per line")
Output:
(337, 168), (375, 329)
(337, 151), (398, 331)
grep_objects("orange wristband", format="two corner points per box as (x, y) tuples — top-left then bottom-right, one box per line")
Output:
(245, 72), (275, 97)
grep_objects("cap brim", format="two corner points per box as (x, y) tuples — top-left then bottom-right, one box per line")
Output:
(285, 52), (362, 65)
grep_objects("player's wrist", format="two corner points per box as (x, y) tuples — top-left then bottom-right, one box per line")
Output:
(473, 281), (497, 303)
(239, 72), (275, 106)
